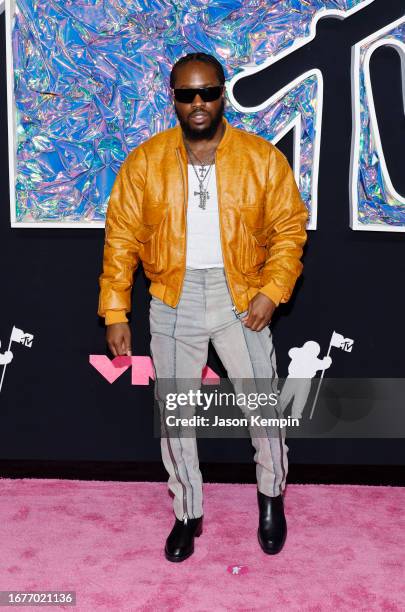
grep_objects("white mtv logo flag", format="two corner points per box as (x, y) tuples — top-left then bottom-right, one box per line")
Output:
(10, 326), (34, 348)
(330, 331), (354, 352)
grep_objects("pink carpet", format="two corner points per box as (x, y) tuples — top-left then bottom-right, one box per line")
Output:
(0, 478), (404, 611)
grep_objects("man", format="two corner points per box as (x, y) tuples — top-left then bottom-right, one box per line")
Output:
(98, 52), (308, 562)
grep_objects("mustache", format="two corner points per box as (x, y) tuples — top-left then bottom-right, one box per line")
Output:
(189, 111), (209, 117)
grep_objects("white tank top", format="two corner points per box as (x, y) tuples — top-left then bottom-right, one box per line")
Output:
(185, 163), (224, 268)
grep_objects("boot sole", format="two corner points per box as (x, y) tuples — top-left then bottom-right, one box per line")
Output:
(164, 546), (194, 562)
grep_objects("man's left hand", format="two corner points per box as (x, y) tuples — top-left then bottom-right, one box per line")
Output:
(241, 293), (277, 331)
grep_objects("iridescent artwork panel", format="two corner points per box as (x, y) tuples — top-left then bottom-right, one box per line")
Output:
(350, 15), (405, 231)
(7, 0), (374, 227)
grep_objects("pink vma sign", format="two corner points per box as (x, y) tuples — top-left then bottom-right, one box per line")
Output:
(89, 355), (220, 386)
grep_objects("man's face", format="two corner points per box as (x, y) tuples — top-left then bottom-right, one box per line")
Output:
(171, 61), (225, 141)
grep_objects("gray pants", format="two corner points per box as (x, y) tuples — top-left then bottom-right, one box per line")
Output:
(149, 267), (288, 520)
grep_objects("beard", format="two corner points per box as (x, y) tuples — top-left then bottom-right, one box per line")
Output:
(175, 98), (225, 141)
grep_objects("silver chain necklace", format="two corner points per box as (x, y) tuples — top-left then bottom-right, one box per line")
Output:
(184, 142), (216, 210)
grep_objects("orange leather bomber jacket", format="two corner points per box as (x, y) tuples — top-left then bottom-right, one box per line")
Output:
(98, 116), (308, 325)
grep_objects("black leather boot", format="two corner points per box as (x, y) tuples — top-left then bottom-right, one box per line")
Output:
(164, 515), (203, 562)
(257, 490), (287, 554)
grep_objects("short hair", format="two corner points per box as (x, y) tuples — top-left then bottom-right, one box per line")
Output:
(169, 52), (226, 89)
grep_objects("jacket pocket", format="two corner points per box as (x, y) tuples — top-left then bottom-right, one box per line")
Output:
(134, 203), (169, 267)
(239, 206), (268, 273)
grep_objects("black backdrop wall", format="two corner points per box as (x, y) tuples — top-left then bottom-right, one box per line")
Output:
(1, 0), (404, 471)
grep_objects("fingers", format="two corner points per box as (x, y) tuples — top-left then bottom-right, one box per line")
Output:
(123, 327), (132, 356)
(121, 335), (132, 356)
(241, 310), (271, 331)
(109, 339), (131, 356)
(106, 325), (132, 356)
(240, 294), (276, 331)
(244, 319), (270, 331)
(240, 299), (275, 331)
(241, 303), (252, 325)
(108, 341), (118, 357)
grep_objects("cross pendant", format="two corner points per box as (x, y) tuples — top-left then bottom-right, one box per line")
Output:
(194, 188), (209, 210)
(198, 165), (206, 178)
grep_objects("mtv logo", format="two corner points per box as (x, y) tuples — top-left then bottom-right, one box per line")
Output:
(341, 339), (354, 352)
(21, 334), (34, 348)
(89, 355), (220, 386)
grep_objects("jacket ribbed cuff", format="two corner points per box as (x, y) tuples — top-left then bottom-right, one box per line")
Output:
(105, 310), (129, 325)
(258, 279), (287, 307)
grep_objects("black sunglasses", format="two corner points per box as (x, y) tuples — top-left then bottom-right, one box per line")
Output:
(173, 85), (223, 104)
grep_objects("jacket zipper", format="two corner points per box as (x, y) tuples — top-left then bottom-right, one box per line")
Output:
(214, 149), (239, 312)
(176, 148), (188, 309)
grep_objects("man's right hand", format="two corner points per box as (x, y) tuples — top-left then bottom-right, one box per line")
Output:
(106, 323), (132, 357)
